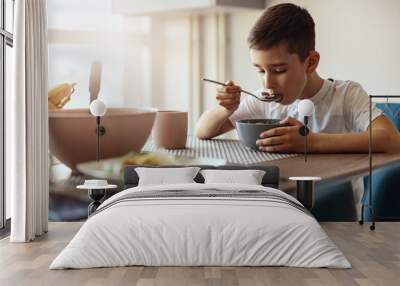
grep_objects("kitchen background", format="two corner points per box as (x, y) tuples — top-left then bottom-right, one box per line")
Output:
(19, 0), (400, 221)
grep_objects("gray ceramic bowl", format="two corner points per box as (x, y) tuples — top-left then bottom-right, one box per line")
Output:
(236, 119), (287, 150)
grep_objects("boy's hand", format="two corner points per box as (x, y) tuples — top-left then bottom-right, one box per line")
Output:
(256, 117), (312, 153)
(216, 80), (241, 113)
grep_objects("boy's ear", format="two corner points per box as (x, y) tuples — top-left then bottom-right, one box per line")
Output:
(305, 51), (320, 74)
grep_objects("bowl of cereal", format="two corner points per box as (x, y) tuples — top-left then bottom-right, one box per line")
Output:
(236, 119), (288, 150)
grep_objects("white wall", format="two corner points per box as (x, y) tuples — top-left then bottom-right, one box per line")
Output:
(228, 11), (264, 96)
(266, 0), (400, 96)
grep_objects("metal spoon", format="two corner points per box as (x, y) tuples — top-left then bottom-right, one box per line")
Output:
(201, 78), (282, 102)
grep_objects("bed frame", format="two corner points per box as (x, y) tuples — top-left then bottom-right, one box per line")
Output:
(123, 165), (280, 189)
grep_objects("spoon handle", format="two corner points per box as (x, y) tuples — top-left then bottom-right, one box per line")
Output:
(201, 78), (259, 100)
(201, 78), (282, 102)
(201, 78), (227, 87)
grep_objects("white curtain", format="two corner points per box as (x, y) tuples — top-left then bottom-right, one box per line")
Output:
(9, 0), (49, 242)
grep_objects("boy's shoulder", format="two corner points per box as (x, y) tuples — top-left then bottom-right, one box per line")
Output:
(332, 79), (363, 89)
(331, 79), (367, 97)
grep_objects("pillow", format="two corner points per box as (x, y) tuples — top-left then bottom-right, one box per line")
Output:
(200, 169), (266, 185)
(135, 167), (201, 186)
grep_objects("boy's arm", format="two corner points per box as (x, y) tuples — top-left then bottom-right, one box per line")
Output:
(195, 80), (241, 139)
(257, 115), (400, 153)
(195, 106), (235, 139)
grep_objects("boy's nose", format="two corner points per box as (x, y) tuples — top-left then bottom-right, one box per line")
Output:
(264, 74), (277, 90)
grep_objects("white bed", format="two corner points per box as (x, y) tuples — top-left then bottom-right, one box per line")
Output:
(50, 183), (351, 269)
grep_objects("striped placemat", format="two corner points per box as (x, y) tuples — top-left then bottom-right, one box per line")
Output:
(142, 136), (299, 165)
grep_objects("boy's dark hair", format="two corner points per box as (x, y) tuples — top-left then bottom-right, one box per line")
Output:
(247, 3), (315, 62)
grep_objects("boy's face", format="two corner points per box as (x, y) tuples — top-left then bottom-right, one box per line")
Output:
(250, 43), (310, 105)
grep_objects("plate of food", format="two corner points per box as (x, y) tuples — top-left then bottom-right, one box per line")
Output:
(77, 151), (226, 181)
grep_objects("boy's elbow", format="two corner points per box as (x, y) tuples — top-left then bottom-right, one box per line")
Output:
(194, 124), (212, 140)
(196, 134), (210, 140)
(195, 130), (207, 140)
(371, 115), (400, 153)
(373, 129), (400, 153)
(381, 132), (400, 153)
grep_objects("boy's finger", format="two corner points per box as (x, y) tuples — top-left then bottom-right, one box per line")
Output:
(216, 93), (240, 100)
(259, 127), (291, 138)
(225, 80), (235, 86)
(256, 135), (285, 146)
(217, 86), (241, 93)
(259, 144), (290, 153)
(225, 85), (241, 92)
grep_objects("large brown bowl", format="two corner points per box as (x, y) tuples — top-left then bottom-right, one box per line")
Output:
(49, 107), (157, 171)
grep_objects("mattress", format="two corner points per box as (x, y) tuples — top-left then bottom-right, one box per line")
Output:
(50, 183), (351, 269)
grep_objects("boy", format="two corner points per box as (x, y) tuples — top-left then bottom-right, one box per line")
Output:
(195, 3), (398, 153)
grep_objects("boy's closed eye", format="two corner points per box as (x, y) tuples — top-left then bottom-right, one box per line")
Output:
(256, 68), (287, 74)
(273, 67), (287, 73)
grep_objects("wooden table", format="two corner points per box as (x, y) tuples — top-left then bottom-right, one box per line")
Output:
(143, 136), (400, 193)
(76, 141), (400, 194)
(252, 152), (400, 192)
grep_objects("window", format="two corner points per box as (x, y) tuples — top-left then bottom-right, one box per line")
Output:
(47, 0), (151, 221)
(1, 0), (14, 231)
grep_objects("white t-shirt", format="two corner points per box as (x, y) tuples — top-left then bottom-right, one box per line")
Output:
(229, 79), (382, 133)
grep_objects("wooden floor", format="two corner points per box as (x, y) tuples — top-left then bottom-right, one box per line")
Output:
(0, 222), (399, 286)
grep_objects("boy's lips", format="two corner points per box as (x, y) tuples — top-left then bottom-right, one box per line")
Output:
(260, 91), (283, 103)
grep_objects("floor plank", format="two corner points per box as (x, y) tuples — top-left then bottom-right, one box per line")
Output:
(0, 222), (399, 286)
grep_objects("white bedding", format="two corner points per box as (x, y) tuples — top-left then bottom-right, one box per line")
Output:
(50, 183), (351, 269)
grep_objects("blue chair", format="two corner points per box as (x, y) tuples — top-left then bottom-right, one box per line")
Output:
(362, 103), (400, 221)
